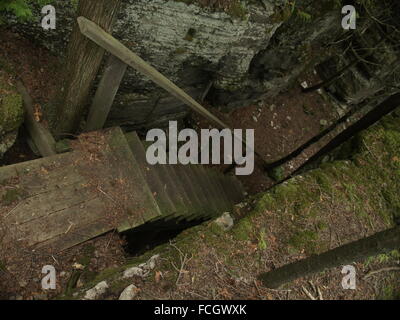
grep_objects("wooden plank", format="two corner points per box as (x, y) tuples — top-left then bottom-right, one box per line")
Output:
(125, 132), (177, 218)
(6, 197), (106, 247)
(103, 127), (162, 232)
(34, 219), (112, 252)
(85, 55), (127, 132)
(15, 81), (57, 157)
(3, 182), (93, 225)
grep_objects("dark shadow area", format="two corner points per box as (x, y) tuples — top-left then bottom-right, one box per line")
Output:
(0, 127), (38, 166)
(121, 216), (208, 256)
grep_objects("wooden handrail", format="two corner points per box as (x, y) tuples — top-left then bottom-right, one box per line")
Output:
(77, 16), (228, 130)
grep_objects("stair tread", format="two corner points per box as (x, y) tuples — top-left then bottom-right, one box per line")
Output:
(175, 165), (205, 221)
(167, 165), (197, 220)
(125, 132), (177, 217)
(190, 165), (219, 219)
(216, 173), (235, 211)
(227, 175), (246, 203)
(199, 167), (225, 213)
(222, 175), (241, 204)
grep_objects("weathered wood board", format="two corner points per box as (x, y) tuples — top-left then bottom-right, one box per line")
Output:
(0, 127), (161, 252)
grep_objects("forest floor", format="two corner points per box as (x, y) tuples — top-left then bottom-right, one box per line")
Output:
(0, 29), (399, 300)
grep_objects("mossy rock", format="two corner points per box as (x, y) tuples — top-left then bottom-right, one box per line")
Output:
(0, 74), (24, 134)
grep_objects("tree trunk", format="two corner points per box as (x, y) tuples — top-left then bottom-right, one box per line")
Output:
(52, 0), (121, 137)
(259, 226), (400, 289)
(295, 92), (400, 174)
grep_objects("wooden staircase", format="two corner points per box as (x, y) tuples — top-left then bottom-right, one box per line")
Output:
(125, 132), (245, 224)
(0, 127), (245, 253)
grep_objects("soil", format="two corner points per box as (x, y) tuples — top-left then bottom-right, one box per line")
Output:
(0, 29), (398, 301)
(192, 72), (339, 194)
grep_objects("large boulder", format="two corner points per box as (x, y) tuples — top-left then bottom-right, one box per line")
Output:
(0, 73), (24, 157)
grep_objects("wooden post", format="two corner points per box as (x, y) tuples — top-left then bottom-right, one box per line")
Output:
(53, 0), (122, 136)
(85, 55), (127, 132)
(16, 81), (57, 157)
(259, 225), (400, 289)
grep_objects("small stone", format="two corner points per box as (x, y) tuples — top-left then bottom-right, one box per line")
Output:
(76, 278), (84, 288)
(301, 81), (308, 89)
(214, 212), (234, 231)
(320, 119), (328, 126)
(84, 281), (109, 300)
(119, 284), (138, 300)
(252, 116), (258, 122)
(72, 263), (85, 270)
(18, 280), (28, 287)
(147, 255), (160, 270)
(123, 267), (144, 279)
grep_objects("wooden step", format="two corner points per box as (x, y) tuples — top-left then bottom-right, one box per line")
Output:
(227, 175), (246, 203)
(195, 166), (225, 217)
(218, 174), (238, 204)
(188, 165), (218, 220)
(175, 164), (205, 221)
(125, 132), (177, 218)
(209, 170), (233, 212)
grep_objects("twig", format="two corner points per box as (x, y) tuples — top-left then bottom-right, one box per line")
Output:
(317, 286), (324, 300)
(363, 267), (400, 280)
(97, 186), (117, 204)
(170, 242), (192, 285)
(64, 221), (74, 234)
(254, 280), (265, 300)
(4, 201), (23, 218)
(302, 286), (317, 300)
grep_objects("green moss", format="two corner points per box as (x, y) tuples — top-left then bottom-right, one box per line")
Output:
(267, 166), (285, 182)
(270, 1), (294, 23)
(288, 230), (319, 254)
(231, 217), (253, 241)
(227, 1), (248, 20)
(379, 284), (400, 300)
(0, 76), (24, 133)
(2, 188), (25, 206)
(257, 228), (268, 250)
